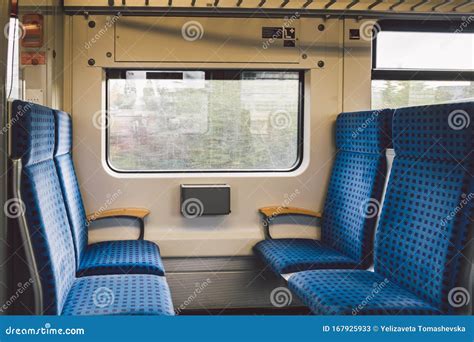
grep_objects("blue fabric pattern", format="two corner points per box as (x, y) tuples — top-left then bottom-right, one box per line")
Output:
(54, 110), (87, 264)
(10, 100), (55, 165)
(374, 102), (474, 314)
(10, 101), (174, 316)
(54, 110), (72, 157)
(11, 101), (76, 314)
(54, 154), (88, 265)
(62, 274), (174, 316)
(287, 102), (473, 315)
(321, 151), (386, 265)
(53, 110), (166, 277)
(288, 270), (440, 315)
(336, 109), (392, 153)
(78, 240), (165, 276)
(254, 239), (361, 274)
(255, 109), (393, 274)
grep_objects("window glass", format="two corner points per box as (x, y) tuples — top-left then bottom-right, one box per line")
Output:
(372, 26), (474, 108)
(107, 70), (302, 172)
(372, 80), (474, 109)
(375, 31), (474, 71)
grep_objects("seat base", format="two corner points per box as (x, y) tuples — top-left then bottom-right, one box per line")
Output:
(254, 239), (362, 274)
(288, 270), (441, 315)
(77, 240), (165, 277)
(62, 274), (174, 315)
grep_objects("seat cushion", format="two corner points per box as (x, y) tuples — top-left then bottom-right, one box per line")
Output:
(254, 239), (362, 274)
(288, 270), (441, 315)
(77, 240), (165, 277)
(62, 274), (174, 315)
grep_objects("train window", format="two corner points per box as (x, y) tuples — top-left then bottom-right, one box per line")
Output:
(6, 18), (20, 99)
(372, 20), (474, 109)
(106, 70), (303, 173)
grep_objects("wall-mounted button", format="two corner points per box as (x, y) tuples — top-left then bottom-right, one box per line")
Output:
(88, 58), (95, 66)
(317, 60), (325, 68)
(318, 24), (325, 31)
(106, 52), (112, 58)
(88, 21), (96, 28)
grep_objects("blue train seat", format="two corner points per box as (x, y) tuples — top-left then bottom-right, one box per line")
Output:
(9, 100), (174, 315)
(254, 109), (393, 274)
(289, 102), (474, 314)
(53, 110), (165, 277)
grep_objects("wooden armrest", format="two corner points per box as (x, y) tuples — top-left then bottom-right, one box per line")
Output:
(86, 208), (150, 222)
(258, 206), (322, 219)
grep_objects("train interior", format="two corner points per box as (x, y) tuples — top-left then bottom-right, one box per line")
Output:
(0, 0), (473, 319)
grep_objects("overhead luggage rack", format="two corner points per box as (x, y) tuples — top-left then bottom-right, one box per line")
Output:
(63, 0), (474, 17)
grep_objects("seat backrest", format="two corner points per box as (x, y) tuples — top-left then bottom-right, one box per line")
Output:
(10, 100), (76, 315)
(321, 109), (393, 267)
(53, 110), (88, 267)
(375, 102), (474, 313)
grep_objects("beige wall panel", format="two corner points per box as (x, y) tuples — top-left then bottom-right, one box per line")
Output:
(342, 19), (373, 111)
(113, 17), (300, 64)
(69, 16), (343, 257)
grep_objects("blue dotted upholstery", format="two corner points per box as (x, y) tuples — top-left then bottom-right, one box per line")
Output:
(374, 102), (474, 314)
(255, 109), (393, 274)
(10, 101), (174, 316)
(54, 111), (87, 264)
(10, 101), (56, 165)
(53, 110), (165, 277)
(336, 109), (392, 153)
(78, 240), (165, 276)
(254, 239), (361, 274)
(10, 100), (76, 315)
(62, 274), (174, 315)
(288, 102), (474, 315)
(288, 270), (440, 315)
(54, 110), (72, 156)
(321, 151), (387, 264)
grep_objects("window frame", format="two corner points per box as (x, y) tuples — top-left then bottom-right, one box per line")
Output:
(105, 68), (305, 174)
(372, 20), (474, 82)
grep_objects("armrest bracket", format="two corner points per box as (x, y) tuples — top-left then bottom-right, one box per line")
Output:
(86, 208), (150, 240)
(258, 206), (322, 239)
